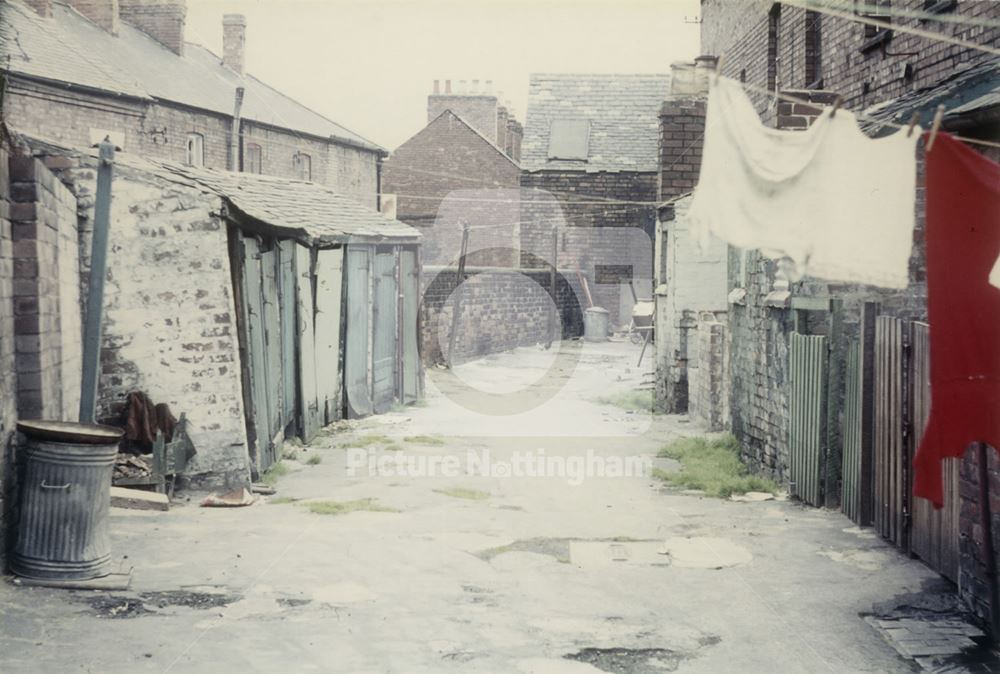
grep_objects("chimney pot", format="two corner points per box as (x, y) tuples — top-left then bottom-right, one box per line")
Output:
(459, 79), (467, 94)
(433, 79), (440, 95)
(223, 13), (247, 76)
(445, 79), (452, 94)
(472, 79), (479, 93)
(485, 80), (493, 94)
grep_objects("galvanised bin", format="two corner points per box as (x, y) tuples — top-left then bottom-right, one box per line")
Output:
(583, 306), (610, 342)
(12, 421), (123, 581)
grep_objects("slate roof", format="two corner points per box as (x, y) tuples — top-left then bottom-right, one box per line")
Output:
(158, 163), (420, 245)
(862, 59), (1000, 135)
(0, 0), (383, 152)
(520, 73), (670, 173)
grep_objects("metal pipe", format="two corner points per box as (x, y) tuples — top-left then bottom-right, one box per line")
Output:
(230, 86), (245, 172)
(446, 224), (469, 368)
(79, 138), (115, 423)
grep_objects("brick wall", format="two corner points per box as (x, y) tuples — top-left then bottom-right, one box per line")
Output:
(690, 320), (729, 431)
(959, 445), (1000, 631)
(382, 111), (521, 266)
(9, 153), (82, 422)
(658, 96), (706, 201)
(701, 0), (1000, 121)
(3, 78), (380, 206)
(421, 266), (585, 364)
(0, 143), (17, 570)
(519, 171), (658, 327)
(427, 94), (499, 143)
(70, 157), (251, 487)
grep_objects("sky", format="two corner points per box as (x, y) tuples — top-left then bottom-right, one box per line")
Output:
(185, 0), (702, 151)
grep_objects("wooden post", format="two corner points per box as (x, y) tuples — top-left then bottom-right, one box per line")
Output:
(446, 224), (470, 369)
(824, 298), (844, 509)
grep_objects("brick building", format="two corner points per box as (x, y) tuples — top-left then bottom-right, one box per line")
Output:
(0, 0), (385, 207)
(381, 81), (522, 267)
(519, 73), (667, 328)
(690, 0), (1000, 632)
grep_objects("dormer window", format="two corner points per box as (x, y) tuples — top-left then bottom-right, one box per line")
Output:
(186, 133), (205, 167)
(548, 119), (590, 161)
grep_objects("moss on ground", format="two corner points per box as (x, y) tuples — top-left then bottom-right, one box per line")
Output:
(260, 461), (291, 486)
(302, 498), (399, 516)
(434, 487), (490, 500)
(655, 435), (778, 498)
(404, 435), (446, 446)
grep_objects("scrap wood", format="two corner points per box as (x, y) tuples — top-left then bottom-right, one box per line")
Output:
(200, 487), (256, 508)
(110, 486), (169, 511)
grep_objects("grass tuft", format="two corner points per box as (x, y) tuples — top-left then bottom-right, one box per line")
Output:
(339, 434), (392, 449)
(403, 435), (446, 446)
(261, 461), (291, 486)
(305, 454), (322, 465)
(597, 389), (654, 412)
(434, 487), (490, 500)
(301, 498), (399, 516)
(654, 435), (778, 499)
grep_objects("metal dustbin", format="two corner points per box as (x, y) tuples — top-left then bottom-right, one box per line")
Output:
(12, 421), (123, 581)
(583, 306), (610, 342)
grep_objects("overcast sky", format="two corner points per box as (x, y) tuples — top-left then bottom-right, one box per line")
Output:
(185, 0), (702, 151)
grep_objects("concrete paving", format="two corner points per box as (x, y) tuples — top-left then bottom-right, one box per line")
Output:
(0, 340), (953, 673)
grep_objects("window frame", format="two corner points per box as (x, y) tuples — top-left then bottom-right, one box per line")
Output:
(185, 132), (205, 167)
(245, 142), (262, 174)
(857, 0), (893, 52)
(546, 119), (591, 161)
(293, 152), (312, 181)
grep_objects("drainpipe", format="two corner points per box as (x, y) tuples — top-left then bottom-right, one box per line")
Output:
(376, 155), (383, 212)
(79, 138), (115, 423)
(230, 86), (245, 172)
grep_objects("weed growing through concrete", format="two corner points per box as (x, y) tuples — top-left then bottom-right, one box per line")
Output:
(654, 435), (778, 498)
(280, 446), (300, 461)
(305, 454), (322, 465)
(261, 461), (291, 486)
(339, 434), (392, 449)
(597, 389), (654, 412)
(384, 442), (402, 451)
(404, 435), (446, 446)
(434, 487), (490, 500)
(301, 498), (399, 515)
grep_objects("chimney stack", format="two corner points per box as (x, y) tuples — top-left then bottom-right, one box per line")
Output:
(66, 0), (120, 34)
(119, 0), (186, 56)
(23, 0), (52, 17)
(222, 13), (247, 76)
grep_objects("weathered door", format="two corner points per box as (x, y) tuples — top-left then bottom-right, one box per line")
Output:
(239, 235), (277, 472)
(874, 315), (907, 549)
(789, 332), (828, 507)
(909, 321), (960, 581)
(259, 245), (284, 446)
(295, 245), (322, 442)
(400, 249), (420, 404)
(278, 240), (298, 436)
(372, 249), (398, 413)
(314, 247), (344, 424)
(345, 246), (373, 418)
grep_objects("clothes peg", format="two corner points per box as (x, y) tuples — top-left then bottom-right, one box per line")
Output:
(830, 96), (842, 118)
(906, 111), (920, 137)
(926, 104), (945, 151)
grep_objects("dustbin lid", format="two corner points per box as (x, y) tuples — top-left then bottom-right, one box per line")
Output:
(16, 420), (124, 444)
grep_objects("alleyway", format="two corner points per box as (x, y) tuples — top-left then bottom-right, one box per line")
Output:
(1, 341), (945, 673)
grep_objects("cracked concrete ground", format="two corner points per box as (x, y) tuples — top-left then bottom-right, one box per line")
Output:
(0, 340), (952, 673)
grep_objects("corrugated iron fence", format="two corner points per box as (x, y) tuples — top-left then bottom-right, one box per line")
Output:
(789, 333), (828, 507)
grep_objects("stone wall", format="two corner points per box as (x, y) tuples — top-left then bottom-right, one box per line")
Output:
(959, 445), (1000, 631)
(70, 157), (251, 487)
(421, 266), (585, 365)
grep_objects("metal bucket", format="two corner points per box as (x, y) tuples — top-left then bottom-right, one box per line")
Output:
(583, 307), (610, 342)
(12, 422), (121, 581)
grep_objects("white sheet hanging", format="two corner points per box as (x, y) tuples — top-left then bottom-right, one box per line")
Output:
(689, 76), (920, 289)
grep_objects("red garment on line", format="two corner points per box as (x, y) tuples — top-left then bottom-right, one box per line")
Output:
(914, 132), (1000, 508)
